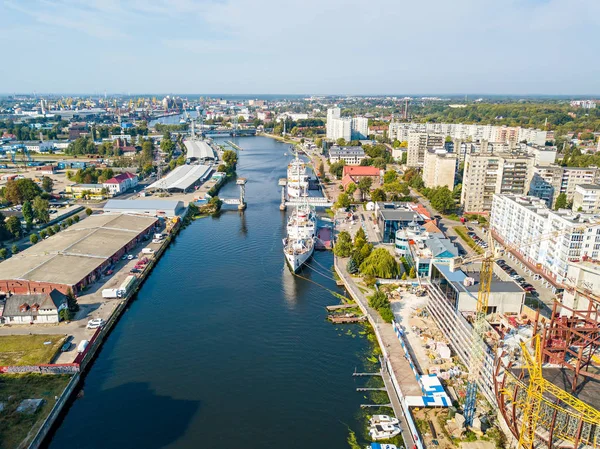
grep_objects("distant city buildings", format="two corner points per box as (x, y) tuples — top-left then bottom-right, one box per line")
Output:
(529, 165), (600, 207)
(570, 100), (597, 109)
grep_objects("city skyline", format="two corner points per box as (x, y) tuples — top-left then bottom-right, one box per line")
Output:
(2, 0), (600, 95)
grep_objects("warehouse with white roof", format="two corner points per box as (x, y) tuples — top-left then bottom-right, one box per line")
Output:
(103, 199), (186, 218)
(184, 138), (215, 162)
(146, 164), (212, 192)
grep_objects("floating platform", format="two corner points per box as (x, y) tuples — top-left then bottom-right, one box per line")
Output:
(316, 226), (332, 250)
(325, 304), (356, 311)
(328, 314), (366, 324)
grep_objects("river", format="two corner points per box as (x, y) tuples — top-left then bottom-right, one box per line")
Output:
(45, 136), (373, 449)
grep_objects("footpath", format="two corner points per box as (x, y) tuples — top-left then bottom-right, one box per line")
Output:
(335, 256), (425, 449)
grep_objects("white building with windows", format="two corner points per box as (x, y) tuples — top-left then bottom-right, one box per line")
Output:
(328, 146), (365, 165)
(490, 194), (600, 284)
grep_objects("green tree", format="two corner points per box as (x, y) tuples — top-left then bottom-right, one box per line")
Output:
(409, 267), (416, 278)
(383, 170), (397, 184)
(59, 308), (72, 322)
(329, 161), (345, 179)
(368, 291), (389, 309)
(33, 196), (50, 223)
(335, 192), (351, 209)
(318, 160), (325, 176)
(334, 231), (353, 257)
(315, 138), (323, 148)
(554, 192), (568, 210)
(371, 188), (386, 202)
(66, 288), (80, 314)
(74, 215), (80, 222)
(336, 138), (347, 146)
(347, 258), (359, 274)
(22, 200), (34, 226)
(346, 183), (357, 195)
(52, 224), (60, 233)
(430, 187), (455, 214)
(4, 178), (42, 204)
(30, 233), (39, 244)
(453, 183), (462, 200)
(39, 230), (48, 239)
(401, 272), (407, 280)
(66, 217), (74, 226)
(353, 242), (373, 266)
(222, 150), (238, 168)
(0, 248), (8, 260)
(359, 248), (400, 278)
(11, 243), (18, 254)
(357, 177), (373, 200)
(400, 152), (408, 165)
(85, 208), (93, 216)
(41, 176), (54, 193)
(47, 226), (55, 236)
(6, 216), (22, 240)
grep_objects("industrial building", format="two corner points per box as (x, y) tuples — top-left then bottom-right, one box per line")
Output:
(146, 164), (212, 192)
(103, 199), (185, 218)
(183, 138), (215, 163)
(0, 213), (158, 295)
(375, 202), (431, 243)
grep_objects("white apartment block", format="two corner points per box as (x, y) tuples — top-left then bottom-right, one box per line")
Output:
(570, 100), (597, 109)
(423, 149), (456, 189)
(461, 153), (534, 213)
(328, 146), (366, 165)
(388, 122), (547, 146)
(351, 117), (369, 140)
(326, 107), (341, 139)
(573, 184), (600, 213)
(529, 165), (600, 207)
(490, 194), (600, 284)
(327, 117), (352, 142)
(407, 132), (444, 168)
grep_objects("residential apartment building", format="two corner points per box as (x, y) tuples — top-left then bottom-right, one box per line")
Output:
(573, 184), (600, 213)
(529, 165), (600, 207)
(423, 149), (456, 190)
(388, 122), (547, 146)
(328, 146), (366, 165)
(461, 153), (534, 213)
(490, 194), (600, 284)
(407, 132), (444, 167)
(351, 117), (369, 140)
(562, 261), (600, 313)
(326, 108), (368, 142)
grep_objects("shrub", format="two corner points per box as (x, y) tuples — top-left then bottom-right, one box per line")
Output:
(85, 208), (93, 216)
(74, 215), (80, 222)
(30, 234), (39, 244)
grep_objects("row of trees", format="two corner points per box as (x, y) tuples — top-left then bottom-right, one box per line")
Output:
(67, 167), (115, 184)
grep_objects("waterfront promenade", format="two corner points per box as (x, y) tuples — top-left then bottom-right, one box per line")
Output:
(334, 256), (424, 449)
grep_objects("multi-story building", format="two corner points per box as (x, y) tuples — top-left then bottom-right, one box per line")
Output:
(423, 149), (456, 189)
(103, 172), (139, 197)
(407, 132), (444, 167)
(351, 117), (369, 140)
(572, 184), (600, 213)
(570, 100), (597, 109)
(490, 194), (600, 284)
(529, 165), (600, 207)
(388, 122), (547, 146)
(327, 118), (352, 142)
(328, 146), (365, 165)
(562, 261), (600, 312)
(326, 107), (341, 140)
(461, 153), (534, 213)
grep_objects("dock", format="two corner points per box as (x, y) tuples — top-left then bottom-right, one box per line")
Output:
(315, 226), (332, 250)
(325, 304), (356, 311)
(361, 403), (393, 408)
(353, 371), (382, 377)
(357, 387), (387, 391)
(328, 314), (366, 324)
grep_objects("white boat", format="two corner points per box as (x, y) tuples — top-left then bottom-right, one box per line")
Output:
(369, 423), (402, 441)
(283, 235), (314, 272)
(369, 415), (400, 426)
(287, 151), (309, 198)
(368, 444), (399, 449)
(286, 203), (316, 240)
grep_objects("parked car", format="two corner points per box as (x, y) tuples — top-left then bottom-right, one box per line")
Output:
(61, 342), (72, 352)
(130, 268), (141, 274)
(86, 318), (105, 329)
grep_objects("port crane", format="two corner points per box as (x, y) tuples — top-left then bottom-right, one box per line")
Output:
(450, 221), (600, 443)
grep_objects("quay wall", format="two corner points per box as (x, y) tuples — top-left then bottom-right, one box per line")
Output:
(333, 256), (424, 449)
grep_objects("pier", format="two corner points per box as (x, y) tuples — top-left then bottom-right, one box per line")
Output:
(325, 304), (356, 311)
(327, 314), (366, 324)
(221, 178), (247, 210)
(285, 197), (333, 208)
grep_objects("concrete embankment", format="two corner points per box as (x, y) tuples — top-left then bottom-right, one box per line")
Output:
(334, 256), (425, 449)
(25, 219), (183, 449)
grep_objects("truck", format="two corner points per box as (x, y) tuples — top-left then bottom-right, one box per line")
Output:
(119, 275), (137, 297)
(102, 288), (122, 299)
(141, 248), (155, 255)
(153, 233), (164, 240)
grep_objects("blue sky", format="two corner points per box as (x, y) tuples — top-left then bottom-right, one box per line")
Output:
(1, 0), (599, 95)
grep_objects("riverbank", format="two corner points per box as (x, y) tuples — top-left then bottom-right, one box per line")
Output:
(3, 216), (185, 449)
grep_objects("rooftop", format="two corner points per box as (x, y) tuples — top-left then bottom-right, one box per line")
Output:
(183, 138), (215, 160)
(329, 146), (365, 156)
(433, 262), (524, 295)
(104, 199), (185, 214)
(0, 214), (157, 287)
(146, 164), (211, 191)
(342, 165), (380, 177)
(577, 184), (600, 191)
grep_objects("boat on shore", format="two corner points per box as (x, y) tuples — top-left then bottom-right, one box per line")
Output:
(369, 423), (402, 440)
(369, 415), (400, 426)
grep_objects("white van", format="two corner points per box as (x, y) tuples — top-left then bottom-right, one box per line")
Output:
(77, 340), (89, 353)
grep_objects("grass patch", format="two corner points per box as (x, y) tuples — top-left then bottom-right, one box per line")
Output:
(454, 226), (483, 255)
(0, 373), (72, 449)
(0, 335), (66, 366)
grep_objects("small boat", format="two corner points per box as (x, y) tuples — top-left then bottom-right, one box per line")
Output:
(370, 415), (400, 426)
(369, 423), (402, 440)
(369, 444), (399, 449)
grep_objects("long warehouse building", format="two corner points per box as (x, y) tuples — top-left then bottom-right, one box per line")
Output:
(146, 164), (212, 192)
(0, 213), (158, 295)
(183, 138), (215, 162)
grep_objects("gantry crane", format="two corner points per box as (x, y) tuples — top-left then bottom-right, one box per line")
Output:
(451, 221), (600, 431)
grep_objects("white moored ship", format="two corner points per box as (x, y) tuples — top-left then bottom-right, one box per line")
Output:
(286, 203), (316, 240)
(287, 151), (309, 198)
(283, 186), (315, 272)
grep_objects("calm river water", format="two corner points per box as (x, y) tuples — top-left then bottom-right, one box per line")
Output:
(45, 136), (372, 449)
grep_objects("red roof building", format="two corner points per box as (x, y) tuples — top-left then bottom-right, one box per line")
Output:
(341, 166), (381, 189)
(103, 172), (138, 196)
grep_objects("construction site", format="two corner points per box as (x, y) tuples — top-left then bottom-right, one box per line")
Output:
(443, 226), (600, 449)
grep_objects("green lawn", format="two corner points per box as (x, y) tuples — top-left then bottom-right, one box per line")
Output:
(0, 335), (66, 366)
(454, 226), (484, 255)
(0, 373), (72, 449)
